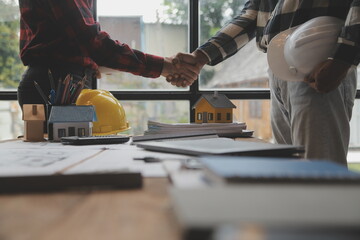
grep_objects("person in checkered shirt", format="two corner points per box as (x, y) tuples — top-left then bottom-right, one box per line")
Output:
(170, 0), (359, 165)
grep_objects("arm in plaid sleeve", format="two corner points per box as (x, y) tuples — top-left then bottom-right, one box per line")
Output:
(197, 0), (260, 66)
(48, 0), (163, 78)
(334, 0), (360, 66)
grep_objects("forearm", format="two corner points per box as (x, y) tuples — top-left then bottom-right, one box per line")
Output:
(197, 0), (258, 65)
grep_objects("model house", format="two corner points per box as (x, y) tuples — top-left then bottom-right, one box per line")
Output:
(193, 92), (236, 123)
(48, 105), (97, 141)
(22, 104), (46, 142)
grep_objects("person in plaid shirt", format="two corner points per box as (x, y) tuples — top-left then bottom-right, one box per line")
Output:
(170, 0), (359, 165)
(17, 0), (198, 108)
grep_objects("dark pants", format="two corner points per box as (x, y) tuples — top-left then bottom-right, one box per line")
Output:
(18, 65), (94, 132)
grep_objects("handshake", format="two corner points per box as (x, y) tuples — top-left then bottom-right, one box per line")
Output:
(161, 50), (209, 87)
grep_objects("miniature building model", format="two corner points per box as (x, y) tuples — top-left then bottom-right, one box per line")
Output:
(193, 92), (236, 123)
(48, 105), (96, 141)
(22, 104), (46, 142)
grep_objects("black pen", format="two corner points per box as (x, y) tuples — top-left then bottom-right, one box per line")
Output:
(34, 81), (51, 105)
(48, 69), (55, 91)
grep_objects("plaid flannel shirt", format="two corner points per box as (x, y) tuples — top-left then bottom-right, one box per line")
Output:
(19, 0), (163, 78)
(198, 0), (360, 67)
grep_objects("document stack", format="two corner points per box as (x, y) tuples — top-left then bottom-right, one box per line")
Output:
(144, 120), (252, 138)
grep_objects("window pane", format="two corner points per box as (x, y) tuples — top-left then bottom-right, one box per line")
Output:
(120, 100), (189, 135)
(0, 0), (25, 91)
(199, 0), (268, 90)
(349, 99), (360, 164)
(0, 101), (23, 140)
(96, 0), (189, 90)
(232, 100), (271, 142)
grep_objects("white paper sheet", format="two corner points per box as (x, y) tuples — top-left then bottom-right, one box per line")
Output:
(0, 148), (101, 176)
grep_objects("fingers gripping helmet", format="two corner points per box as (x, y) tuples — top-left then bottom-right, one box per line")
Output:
(267, 16), (344, 81)
(76, 89), (130, 135)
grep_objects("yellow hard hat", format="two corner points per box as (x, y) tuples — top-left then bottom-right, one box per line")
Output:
(76, 89), (130, 135)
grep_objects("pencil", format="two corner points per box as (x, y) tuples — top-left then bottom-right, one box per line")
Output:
(34, 81), (51, 105)
(61, 74), (71, 105)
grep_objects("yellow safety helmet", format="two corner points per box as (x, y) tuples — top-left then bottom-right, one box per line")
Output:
(76, 89), (130, 135)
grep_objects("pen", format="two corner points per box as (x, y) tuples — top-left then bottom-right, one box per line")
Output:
(48, 69), (55, 91)
(48, 69), (56, 104)
(34, 81), (51, 105)
(49, 89), (56, 105)
(55, 77), (63, 105)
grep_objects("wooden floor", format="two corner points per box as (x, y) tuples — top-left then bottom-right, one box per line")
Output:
(0, 178), (181, 240)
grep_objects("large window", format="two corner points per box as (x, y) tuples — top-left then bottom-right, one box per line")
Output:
(0, 0), (359, 167)
(97, 0), (189, 91)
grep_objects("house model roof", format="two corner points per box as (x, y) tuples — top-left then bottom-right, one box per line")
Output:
(48, 105), (96, 123)
(22, 104), (46, 121)
(193, 93), (236, 109)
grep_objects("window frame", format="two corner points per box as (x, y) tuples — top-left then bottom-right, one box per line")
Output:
(0, 0), (359, 122)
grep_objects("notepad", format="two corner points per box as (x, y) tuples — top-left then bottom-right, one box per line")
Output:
(200, 156), (360, 184)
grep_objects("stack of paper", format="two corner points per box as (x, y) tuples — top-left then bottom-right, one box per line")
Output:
(144, 120), (252, 138)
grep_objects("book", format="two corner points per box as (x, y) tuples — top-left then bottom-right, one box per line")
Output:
(200, 156), (360, 184)
(136, 138), (304, 158)
(144, 120), (253, 138)
(169, 185), (360, 230)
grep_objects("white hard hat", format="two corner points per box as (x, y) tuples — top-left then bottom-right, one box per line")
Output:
(267, 16), (344, 81)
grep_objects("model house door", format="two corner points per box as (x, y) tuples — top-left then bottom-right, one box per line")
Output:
(202, 112), (208, 123)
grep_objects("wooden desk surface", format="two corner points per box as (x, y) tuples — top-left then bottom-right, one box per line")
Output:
(0, 178), (181, 240)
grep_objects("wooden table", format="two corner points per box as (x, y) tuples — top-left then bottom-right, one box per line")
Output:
(0, 178), (181, 240)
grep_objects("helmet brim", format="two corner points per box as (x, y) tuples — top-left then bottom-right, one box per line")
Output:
(267, 27), (305, 82)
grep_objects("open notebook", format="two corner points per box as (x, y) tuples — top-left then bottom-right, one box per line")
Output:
(136, 137), (304, 158)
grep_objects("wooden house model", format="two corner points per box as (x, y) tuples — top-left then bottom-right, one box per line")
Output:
(193, 92), (236, 123)
(48, 105), (96, 141)
(22, 104), (46, 142)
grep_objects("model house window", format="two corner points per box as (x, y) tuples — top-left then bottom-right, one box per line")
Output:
(208, 113), (213, 121)
(58, 129), (66, 138)
(197, 113), (202, 121)
(78, 128), (86, 137)
(226, 113), (231, 121)
(68, 127), (75, 136)
(217, 113), (221, 121)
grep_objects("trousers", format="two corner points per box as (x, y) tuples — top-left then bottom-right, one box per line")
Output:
(269, 67), (357, 165)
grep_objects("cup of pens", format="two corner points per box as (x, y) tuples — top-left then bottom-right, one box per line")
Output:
(34, 70), (87, 134)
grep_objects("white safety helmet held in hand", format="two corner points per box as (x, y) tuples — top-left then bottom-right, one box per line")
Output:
(267, 16), (344, 81)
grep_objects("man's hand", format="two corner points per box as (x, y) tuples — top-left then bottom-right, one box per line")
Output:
(165, 50), (209, 87)
(304, 59), (351, 93)
(161, 54), (201, 87)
